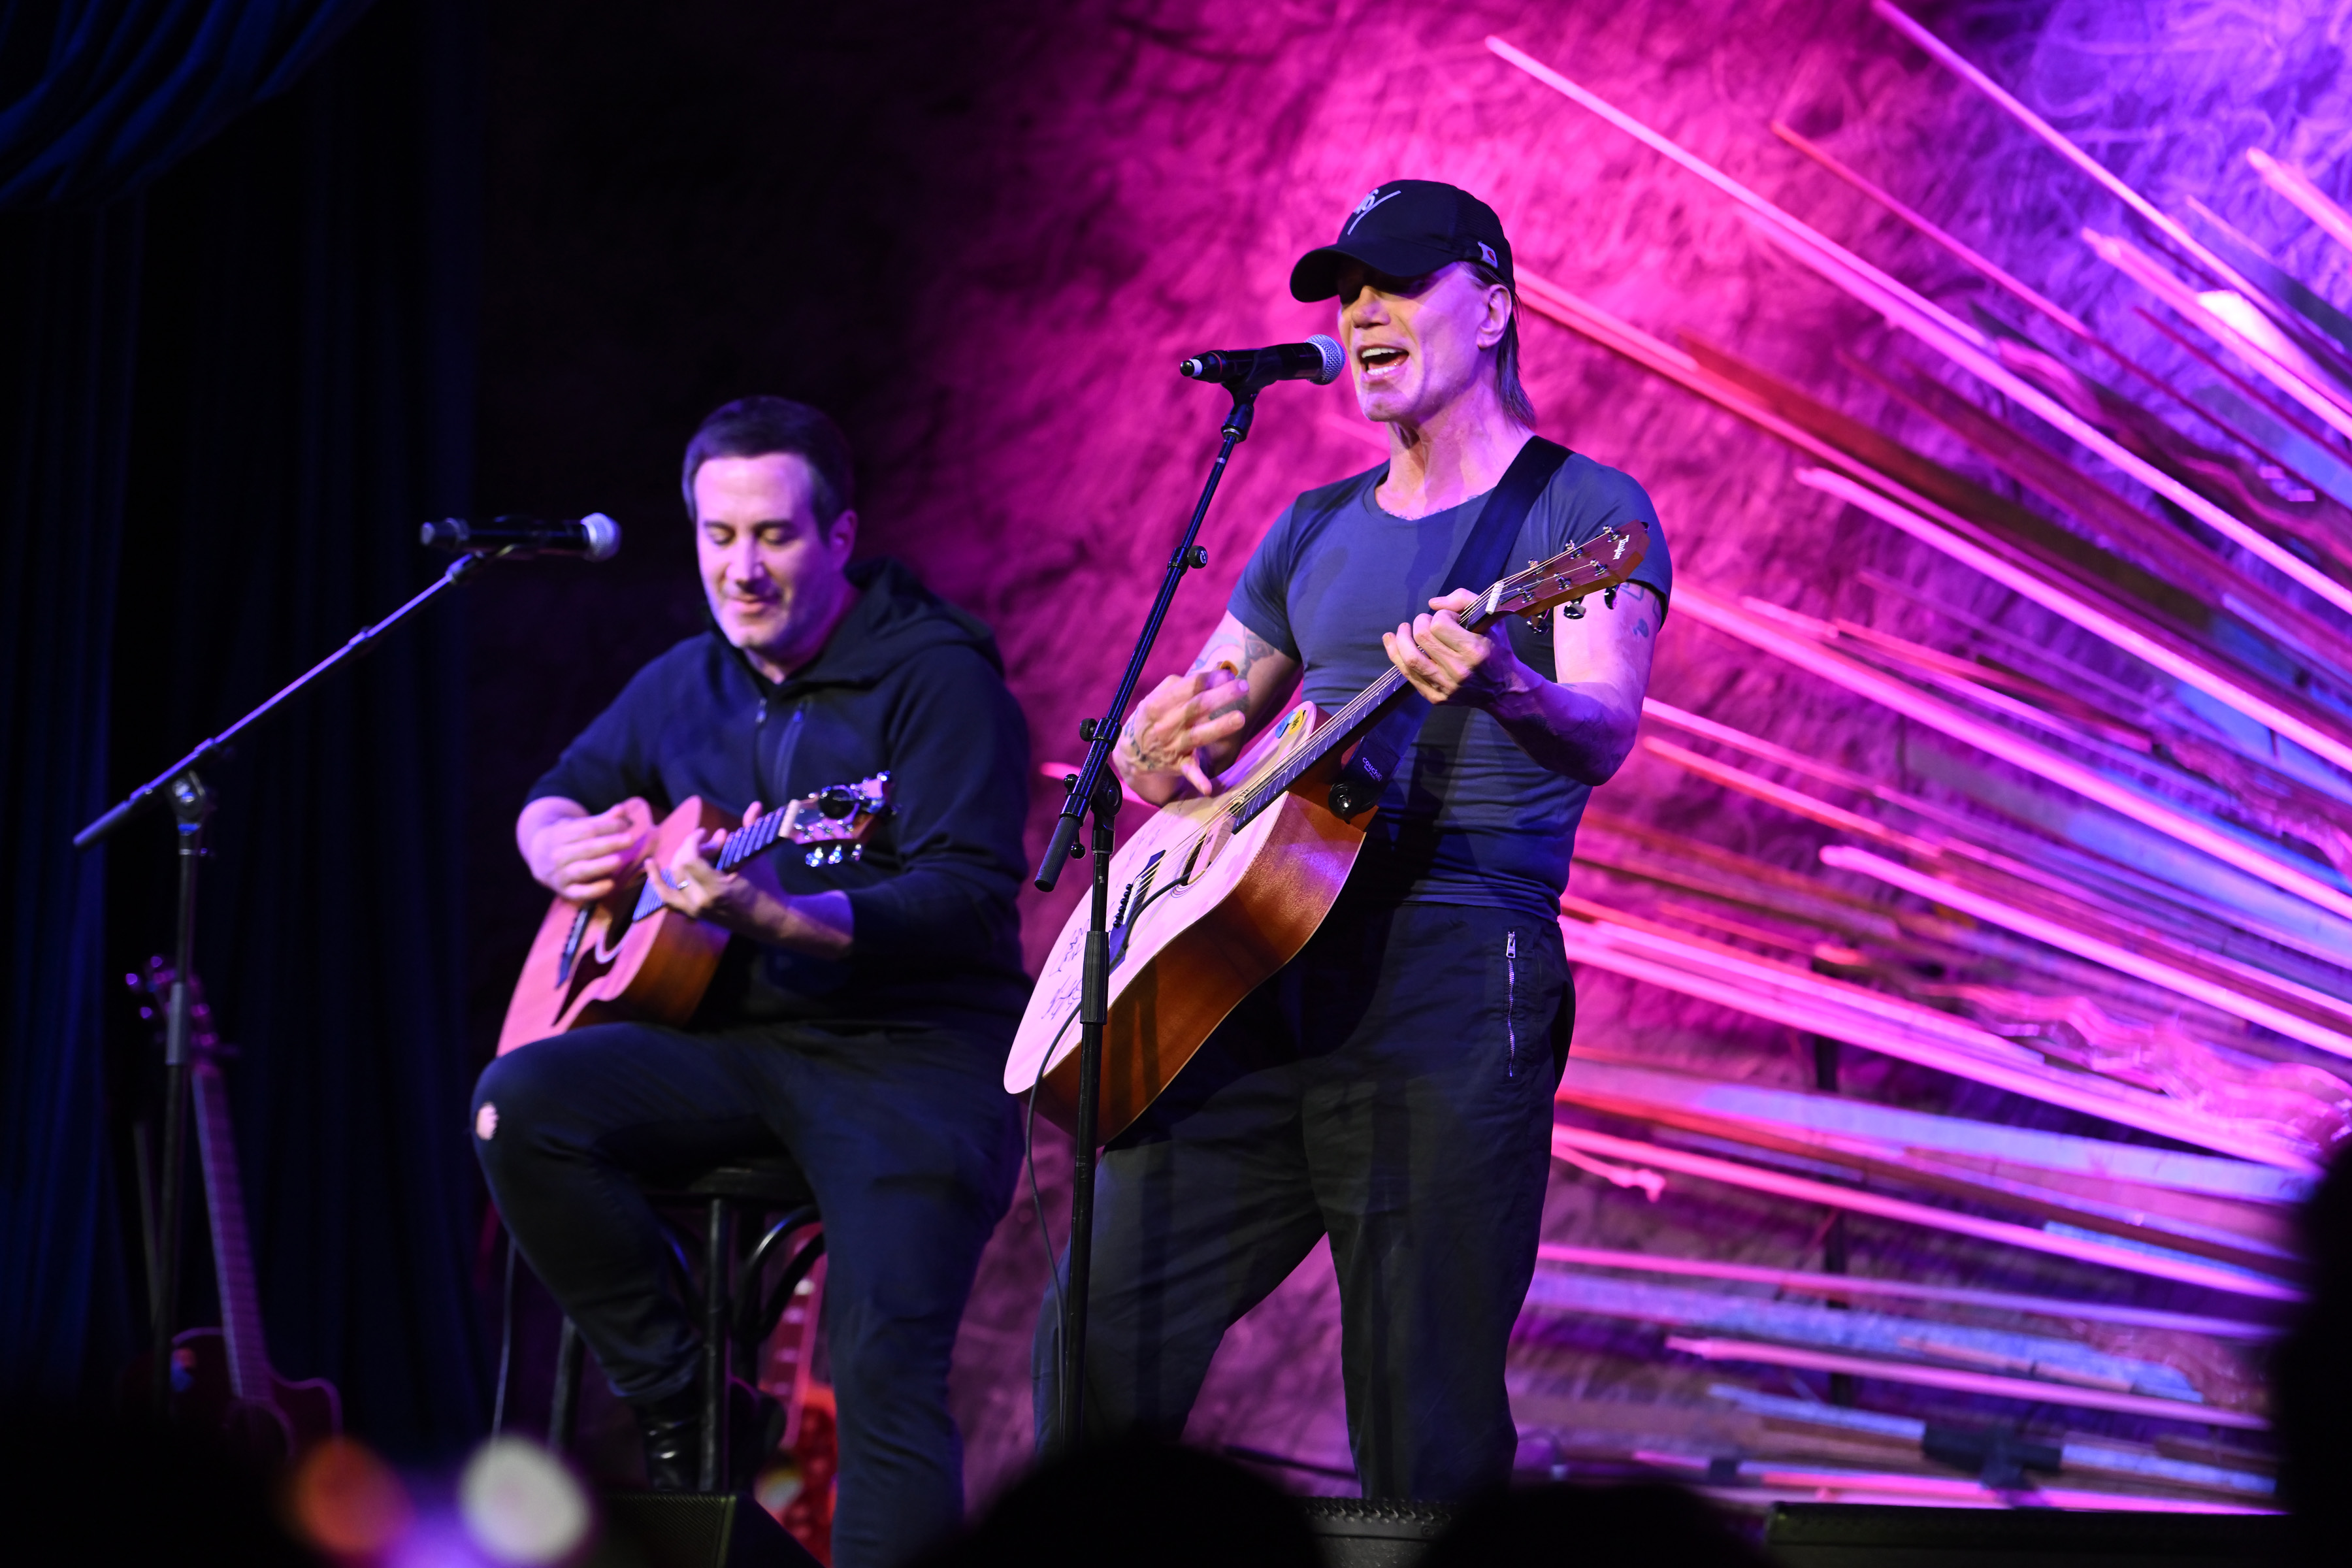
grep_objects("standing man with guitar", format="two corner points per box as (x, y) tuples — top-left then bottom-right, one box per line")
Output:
(473, 397), (1031, 1568)
(1034, 182), (1673, 1497)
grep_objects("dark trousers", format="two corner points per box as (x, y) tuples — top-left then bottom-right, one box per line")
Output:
(1032, 898), (1570, 1499)
(473, 1019), (1019, 1568)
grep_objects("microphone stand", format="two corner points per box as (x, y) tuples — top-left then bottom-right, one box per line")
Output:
(1034, 384), (1262, 1452)
(74, 552), (487, 1422)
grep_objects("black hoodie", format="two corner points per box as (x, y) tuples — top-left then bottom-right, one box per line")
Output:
(527, 557), (1033, 1039)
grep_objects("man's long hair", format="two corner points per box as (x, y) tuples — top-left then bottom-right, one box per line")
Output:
(1469, 261), (1537, 429)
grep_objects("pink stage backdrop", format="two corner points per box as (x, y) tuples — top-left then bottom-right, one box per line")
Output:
(459, 0), (2352, 1514)
(778, 0), (2352, 1507)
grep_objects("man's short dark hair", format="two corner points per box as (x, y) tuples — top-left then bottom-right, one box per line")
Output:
(1467, 261), (1537, 429)
(680, 396), (857, 529)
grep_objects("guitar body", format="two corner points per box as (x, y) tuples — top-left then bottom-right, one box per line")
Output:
(498, 796), (736, 1055)
(1007, 702), (1375, 1137)
(122, 964), (346, 1466)
(132, 1330), (342, 1463)
(1005, 521), (1650, 1138)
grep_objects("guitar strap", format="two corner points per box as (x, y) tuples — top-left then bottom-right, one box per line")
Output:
(1327, 435), (1573, 817)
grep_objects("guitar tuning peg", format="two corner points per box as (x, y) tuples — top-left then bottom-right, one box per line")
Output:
(805, 848), (824, 868)
(1563, 600), (1587, 620)
(1604, 586), (1619, 609)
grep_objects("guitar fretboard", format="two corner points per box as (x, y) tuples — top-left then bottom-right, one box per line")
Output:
(191, 1060), (274, 1403)
(714, 808), (793, 873)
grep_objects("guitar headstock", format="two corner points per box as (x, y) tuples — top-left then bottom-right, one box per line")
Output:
(1478, 521), (1651, 625)
(781, 772), (894, 864)
(125, 957), (223, 1060)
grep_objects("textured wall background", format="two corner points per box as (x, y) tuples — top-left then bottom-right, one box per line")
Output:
(472, 0), (2352, 1507)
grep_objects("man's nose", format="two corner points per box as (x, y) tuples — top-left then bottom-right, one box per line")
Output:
(726, 536), (764, 581)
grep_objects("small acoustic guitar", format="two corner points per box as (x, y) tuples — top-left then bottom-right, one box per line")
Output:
(1005, 525), (1650, 1138)
(498, 776), (893, 1055)
(126, 961), (342, 1460)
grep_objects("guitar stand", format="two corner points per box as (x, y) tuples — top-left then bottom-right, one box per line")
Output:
(74, 552), (492, 1427)
(1033, 384), (1265, 1452)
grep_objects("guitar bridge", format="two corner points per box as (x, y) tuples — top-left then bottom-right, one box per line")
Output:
(555, 904), (592, 985)
(1105, 851), (1164, 971)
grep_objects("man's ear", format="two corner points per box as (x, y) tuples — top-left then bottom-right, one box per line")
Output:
(1480, 285), (1513, 350)
(826, 508), (859, 562)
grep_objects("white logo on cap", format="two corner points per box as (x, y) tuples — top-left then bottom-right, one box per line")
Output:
(1477, 240), (1499, 267)
(1344, 186), (1403, 235)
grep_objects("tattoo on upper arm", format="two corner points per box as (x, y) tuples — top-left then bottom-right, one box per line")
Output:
(1614, 581), (1660, 638)
(1238, 630), (1278, 679)
(1190, 626), (1273, 676)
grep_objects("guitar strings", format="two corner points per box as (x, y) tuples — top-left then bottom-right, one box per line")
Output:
(1130, 546), (1629, 889)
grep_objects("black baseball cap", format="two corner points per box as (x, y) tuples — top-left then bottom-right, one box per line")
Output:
(1290, 179), (1514, 301)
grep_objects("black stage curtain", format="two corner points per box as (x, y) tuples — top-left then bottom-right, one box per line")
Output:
(2, 0), (489, 1459)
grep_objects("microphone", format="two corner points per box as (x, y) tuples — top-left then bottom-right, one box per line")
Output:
(1179, 335), (1345, 389)
(421, 513), (621, 561)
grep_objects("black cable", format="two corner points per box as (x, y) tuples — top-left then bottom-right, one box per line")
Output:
(491, 1227), (517, 1437)
(1026, 1004), (1081, 1331)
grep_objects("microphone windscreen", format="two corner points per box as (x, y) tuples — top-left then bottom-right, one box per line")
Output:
(579, 512), (621, 561)
(1307, 334), (1345, 385)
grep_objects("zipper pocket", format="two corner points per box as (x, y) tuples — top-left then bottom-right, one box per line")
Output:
(1505, 929), (1520, 1079)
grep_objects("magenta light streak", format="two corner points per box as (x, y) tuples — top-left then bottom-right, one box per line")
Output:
(2247, 148), (2352, 259)
(1640, 1452), (2278, 1512)
(1661, 1337), (2269, 1430)
(1674, 582), (2352, 926)
(2083, 230), (2352, 444)
(1532, 1246), (2281, 1339)
(1557, 919), (2317, 1170)
(1522, 265), (2352, 772)
(1869, 2), (2309, 380)
(1548, 1123), (2302, 1299)
(1484, 33), (2352, 624)
(1822, 845), (2352, 1059)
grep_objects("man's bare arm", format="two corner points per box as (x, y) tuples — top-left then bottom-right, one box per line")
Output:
(1382, 581), (1659, 786)
(1113, 611), (1301, 804)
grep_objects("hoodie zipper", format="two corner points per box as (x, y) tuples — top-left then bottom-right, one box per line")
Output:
(1505, 929), (1520, 1078)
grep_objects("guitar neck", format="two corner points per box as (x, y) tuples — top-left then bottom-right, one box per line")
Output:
(713, 804), (799, 872)
(189, 1060), (276, 1403)
(1226, 595), (1518, 826)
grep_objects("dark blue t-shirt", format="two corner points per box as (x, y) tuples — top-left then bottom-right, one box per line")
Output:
(1229, 452), (1671, 919)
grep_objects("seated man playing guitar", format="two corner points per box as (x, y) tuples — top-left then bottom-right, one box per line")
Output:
(474, 397), (1030, 1568)
(1033, 181), (1673, 1497)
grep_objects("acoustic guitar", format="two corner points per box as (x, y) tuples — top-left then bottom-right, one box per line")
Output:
(126, 960), (342, 1460)
(1005, 524), (1650, 1137)
(498, 775), (893, 1055)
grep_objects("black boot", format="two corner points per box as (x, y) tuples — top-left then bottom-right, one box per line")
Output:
(630, 1383), (702, 1492)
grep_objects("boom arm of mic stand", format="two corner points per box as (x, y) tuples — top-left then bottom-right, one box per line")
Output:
(72, 553), (483, 853)
(1035, 386), (1258, 1456)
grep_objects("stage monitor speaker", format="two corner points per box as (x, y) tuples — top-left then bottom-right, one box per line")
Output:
(590, 1492), (821, 1568)
(1299, 1498), (1454, 1567)
(1765, 1504), (2294, 1568)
